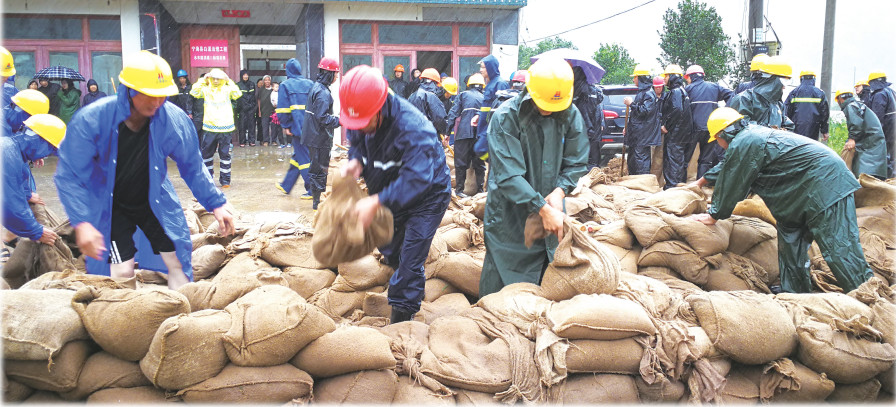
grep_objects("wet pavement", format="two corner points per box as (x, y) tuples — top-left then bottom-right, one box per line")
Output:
(31, 144), (318, 220)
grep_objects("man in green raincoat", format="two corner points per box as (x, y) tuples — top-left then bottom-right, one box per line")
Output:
(690, 107), (872, 294)
(836, 89), (887, 179)
(479, 57), (588, 298)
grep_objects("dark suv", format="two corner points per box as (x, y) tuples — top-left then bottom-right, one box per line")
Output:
(598, 85), (639, 166)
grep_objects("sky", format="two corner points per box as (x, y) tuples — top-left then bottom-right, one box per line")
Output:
(519, 0), (896, 91)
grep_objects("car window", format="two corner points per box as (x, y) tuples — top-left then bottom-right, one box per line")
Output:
(604, 94), (630, 106)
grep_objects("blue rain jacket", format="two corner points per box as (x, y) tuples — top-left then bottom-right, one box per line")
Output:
(627, 76), (662, 147)
(55, 84), (227, 277)
(474, 55), (510, 159)
(3, 77), (17, 110)
(868, 78), (896, 143)
(783, 77), (830, 139)
(4, 104), (30, 135)
(2, 128), (56, 240)
(685, 75), (734, 133)
(277, 59), (315, 137)
(408, 80), (448, 136)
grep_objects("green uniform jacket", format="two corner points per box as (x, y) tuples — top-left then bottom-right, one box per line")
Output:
(840, 94), (888, 179)
(707, 124), (860, 224)
(479, 90), (589, 297)
(57, 88), (82, 124)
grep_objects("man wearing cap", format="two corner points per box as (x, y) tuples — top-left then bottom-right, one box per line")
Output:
(836, 89), (887, 179)
(190, 68), (242, 188)
(276, 58), (315, 197)
(623, 65), (661, 175)
(408, 68), (448, 137)
(303, 57), (341, 211)
(56, 51), (234, 289)
(473, 55), (510, 161)
(684, 64), (734, 179)
(389, 64), (407, 98)
(338, 65), (451, 324)
(690, 107), (872, 294)
(783, 70), (829, 141)
(446, 74), (486, 197)
(478, 57), (588, 297)
(867, 72), (896, 177)
(1, 46), (17, 109)
(660, 65), (692, 189)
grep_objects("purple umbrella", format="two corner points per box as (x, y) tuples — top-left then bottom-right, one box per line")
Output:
(530, 48), (606, 84)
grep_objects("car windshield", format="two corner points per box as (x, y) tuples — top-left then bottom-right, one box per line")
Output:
(604, 93), (630, 106)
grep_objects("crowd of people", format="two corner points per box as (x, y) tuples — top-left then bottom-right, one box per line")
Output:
(2, 41), (895, 323)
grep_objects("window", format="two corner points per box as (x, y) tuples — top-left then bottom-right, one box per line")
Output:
(342, 23), (372, 44)
(459, 26), (487, 46)
(89, 19), (121, 41)
(247, 59), (268, 71)
(383, 56), (410, 80)
(91, 52), (122, 96)
(11, 52), (36, 90)
(49, 52), (80, 71)
(459, 56), (485, 92)
(379, 24), (452, 45)
(342, 55), (372, 74)
(4, 17), (82, 40)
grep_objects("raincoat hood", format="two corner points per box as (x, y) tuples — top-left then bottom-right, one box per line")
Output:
(13, 127), (56, 161)
(667, 74), (685, 89)
(61, 79), (79, 95)
(573, 67), (591, 98)
(717, 119), (747, 144)
(480, 55), (501, 82)
(419, 80), (439, 94)
(239, 69), (249, 81)
(800, 76), (817, 87)
(751, 75), (784, 104)
(837, 92), (856, 109)
(869, 77), (892, 91)
(286, 59), (303, 79)
(86, 79), (99, 91)
(637, 76), (653, 91)
(316, 70), (335, 87)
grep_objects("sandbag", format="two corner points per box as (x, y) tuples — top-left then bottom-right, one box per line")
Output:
(184, 207), (203, 234)
(310, 286), (384, 319)
(855, 173), (896, 207)
(2, 289), (89, 361)
(332, 255), (394, 292)
(281, 266), (336, 299)
(540, 219), (620, 301)
(424, 278), (460, 302)
(312, 173), (394, 268)
(717, 369), (760, 404)
(551, 373), (640, 404)
(313, 369), (400, 404)
(19, 269), (134, 291)
(638, 240), (709, 285)
(86, 386), (169, 403)
(664, 214), (733, 257)
(476, 283), (552, 336)
(258, 234), (325, 269)
(392, 375), (457, 405)
(613, 272), (677, 320)
(642, 184), (707, 216)
(727, 215), (778, 255)
(703, 252), (770, 293)
(565, 338), (643, 374)
(828, 379), (882, 403)
(605, 244), (640, 275)
(428, 233), (449, 264)
(624, 205), (678, 247)
(3, 376), (34, 402)
(23, 391), (66, 403)
(767, 358), (836, 403)
(71, 287), (190, 361)
(775, 292), (874, 326)
(872, 301), (896, 345)
(425, 252), (482, 297)
(687, 290), (797, 365)
(177, 280), (216, 311)
(442, 227), (473, 252)
(547, 294), (656, 340)
(796, 318), (896, 384)
(223, 285), (336, 367)
(5, 340), (93, 393)
(636, 376), (686, 403)
(615, 174), (661, 193)
(61, 351), (151, 401)
(590, 220), (635, 249)
(418, 293), (472, 324)
(208, 252), (284, 309)
(732, 196), (777, 225)
(176, 363), (313, 403)
(291, 326), (396, 378)
(191, 244), (226, 280)
(139, 309), (231, 390)
(742, 238), (779, 283)
(420, 316), (512, 393)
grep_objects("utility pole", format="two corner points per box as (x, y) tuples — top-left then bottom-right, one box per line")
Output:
(820, 0), (836, 97)
(748, 0), (766, 56)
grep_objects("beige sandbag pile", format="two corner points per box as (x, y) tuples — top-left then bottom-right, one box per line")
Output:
(540, 219), (620, 301)
(3, 204), (76, 288)
(2, 289), (89, 362)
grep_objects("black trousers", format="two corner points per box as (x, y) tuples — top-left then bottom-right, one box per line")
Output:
(626, 145), (652, 175)
(201, 131), (232, 185)
(260, 115), (273, 144)
(237, 108), (256, 145)
(694, 130), (724, 179)
(588, 134), (602, 169)
(453, 138), (485, 194)
(663, 141), (690, 189)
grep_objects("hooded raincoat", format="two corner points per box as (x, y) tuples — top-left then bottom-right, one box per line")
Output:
(82, 79), (107, 107)
(735, 72), (761, 94)
(661, 74), (692, 188)
(783, 76), (829, 140)
(573, 67), (605, 169)
(707, 124), (871, 293)
(2, 127), (57, 240)
(474, 55), (510, 160)
(276, 59), (315, 194)
(868, 78), (896, 176)
(447, 86), (485, 193)
(57, 80), (81, 124)
(55, 84), (228, 277)
(479, 89), (589, 297)
(840, 93), (888, 179)
(3, 77), (17, 109)
(303, 73), (340, 201)
(626, 76), (661, 175)
(408, 80), (448, 136)
(190, 75), (241, 133)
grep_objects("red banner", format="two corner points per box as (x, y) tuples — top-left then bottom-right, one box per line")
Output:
(190, 39), (229, 68)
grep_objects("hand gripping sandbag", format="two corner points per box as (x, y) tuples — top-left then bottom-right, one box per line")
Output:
(311, 173), (394, 268)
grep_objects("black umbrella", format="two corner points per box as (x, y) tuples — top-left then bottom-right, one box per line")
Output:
(33, 66), (86, 82)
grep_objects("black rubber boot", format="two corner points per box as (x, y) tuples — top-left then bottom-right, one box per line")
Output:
(390, 307), (415, 324)
(312, 190), (321, 211)
(455, 166), (468, 197)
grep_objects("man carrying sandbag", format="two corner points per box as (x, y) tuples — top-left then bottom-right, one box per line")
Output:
(56, 51), (235, 289)
(690, 107), (873, 294)
(478, 57), (589, 297)
(835, 88), (887, 180)
(338, 65), (452, 324)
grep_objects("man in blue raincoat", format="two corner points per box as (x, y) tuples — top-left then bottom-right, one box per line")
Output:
(1, 46), (17, 109)
(473, 55), (510, 160)
(276, 58), (315, 198)
(303, 57), (341, 211)
(408, 68), (448, 137)
(446, 73), (485, 197)
(338, 65), (451, 324)
(684, 64), (734, 179)
(783, 71), (829, 141)
(3, 114), (66, 247)
(623, 65), (661, 175)
(867, 72), (896, 178)
(55, 51), (234, 290)
(836, 89), (887, 179)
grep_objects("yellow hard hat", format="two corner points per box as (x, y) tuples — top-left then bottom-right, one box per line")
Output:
(1, 46), (15, 77)
(834, 89), (854, 100)
(442, 77), (458, 95)
(118, 51), (178, 97)
(759, 56), (792, 78)
(631, 64), (650, 77)
(856, 80), (869, 87)
(23, 114), (66, 148)
(11, 89), (50, 115)
(707, 107), (744, 143)
(868, 71), (887, 81)
(527, 56), (574, 112)
(467, 73), (485, 87)
(749, 54), (769, 72)
(799, 70), (816, 77)
(663, 64), (683, 76)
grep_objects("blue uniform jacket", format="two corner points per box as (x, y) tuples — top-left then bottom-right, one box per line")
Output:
(277, 59), (314, 138)
(55, 84), (227, 277)
(783, 77), (830, 139)
(868, 78), (896, 143)
(3, 77), (17, 110)
(2, 129), (54, 240)
(474, 55), (510, 159)
(685, 75), (734, 132)
(347, 93), (451, 214)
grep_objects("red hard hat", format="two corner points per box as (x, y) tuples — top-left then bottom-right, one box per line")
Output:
(339, 65), (389, 130)
(318, 57), (340, 72)
(394, 64), (405, 73)
(511, 70), (529, 83)
(653, 76), (665, 87)
(685, 65), (704, 76)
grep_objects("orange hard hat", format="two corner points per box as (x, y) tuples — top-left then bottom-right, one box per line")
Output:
(394, 64), (405, 73)
(420, 68), (441, 84)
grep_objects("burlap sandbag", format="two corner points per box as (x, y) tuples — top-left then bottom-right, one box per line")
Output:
(5, 340), (93, 393)
(418, 293), (472, 324)
(3, 376), (34, 402)
(442, 227), (473, 252)
(624, 205), (678, 247)
(2, 237), (75, 289)
(139, 309), (231, 390)
(312, 173), (394, 268)
(732, 196), (777, 225)
(590, 220), (635, 249)
(742, 238), (779, 283)
(282, 266), (336, 299)
(547, 294), (656, 340)
(392, 375), (457, 405)
(424, 278), (460, 302)
(291, 326), (396, 378)
(428, 233), (450, 264)
(177, 280), (216, 311)
(86, 386), (169, 403)
(605, 243), (641, 275)
(19, 269), (135, 291)
(775, 292), (874, 326)
(766, 358), (835, 403)
(476, 283), (552, 336)
(642, 184), (707, 216)
(879, 364), (895, 394)
(839, 145), (856, 169)
(191, 244), (226, 280)
(613, 272), (678, 320)
(638, 240), (709, 285)
(452, 387), (497, 404)
(855, 173), (896, 207)
(551, 373), (640, 404)
(872, 301), (896, 345)
(717, 369), (760, 404)
(313, 369), (400, 404)
(60, 351), (150, 401)
(176, 363), (313, 403)
(23, 391), (66, 403)
(332, 255), (394, 292)
(363, 291), (392, 318)
(828, 378), (882, 402)
(223, 285), (336, 367)
(378, 320), (431, 347)
(857, 205), (896, 248)
(540, 219), (620, 301)
(636, 376), (686, 403)
(663, 214), (733, 257)
(425, 252), (482, 297)
(71, 287), (190, 361)
(420, 315), (512, 393)
(615, 174), (661, 193)
(796, 318), (896, 384)
(703, 252), (770, 293)
(687, 290), (797, 365)
(209, 254), (286, 309)
(2, 289), (89, 361)
(727, 215), (777, 255)
(310, 286), (384, 319)
(565, 338), (643, 374)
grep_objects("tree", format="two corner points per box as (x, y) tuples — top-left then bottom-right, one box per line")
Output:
(657, 0), (736, 82)
(593, 43), (637, 85)
(518, 36), (576, 71)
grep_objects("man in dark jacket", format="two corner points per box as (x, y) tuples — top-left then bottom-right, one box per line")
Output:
(572, 67), (605, 169)
(236, 70), (256, 146)
(837, 89), (887, 179)
(623, 65), (661, 175)
(856, 80), (872, 105)
(170, 70), (192, 118)
(82, 79), (108, 107)
(339, 65), (451, 324)
(276, 59), (315, 197)
(446, 73), (485, 197)
(783, 71), (829, 141)
(389, 64), (407, 99)
(408, 68), (448, 137)
(303, 57), (341, 210)
(867, 72), (896, 177)
(473, 55), (510, 160)
(735, 53), (768, 94)
(660, 65), (692, 188)
(684, 64), (734, 178)
(257, 75), (275, 146)
(192, 73), (205, 137)
(37, 78), (61, 116)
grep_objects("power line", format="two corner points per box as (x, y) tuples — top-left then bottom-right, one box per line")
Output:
(523, 0), (660, 44)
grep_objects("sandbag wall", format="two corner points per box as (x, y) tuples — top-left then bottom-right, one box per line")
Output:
(3, 166), (896, 404)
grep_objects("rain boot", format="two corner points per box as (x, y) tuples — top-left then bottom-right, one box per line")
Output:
(312, 190), (322, 211)
(390, 307), (415, 324)
(455, 166), (468, 198)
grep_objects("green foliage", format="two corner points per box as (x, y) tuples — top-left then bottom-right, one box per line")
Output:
(827, 118), (848, 152)
(657, 0), (736, 82)
(593, 43), (637, 85)
(518, 37), (577, 71)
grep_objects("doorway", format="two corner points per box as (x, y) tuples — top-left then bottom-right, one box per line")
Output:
(416, 51), (452, 77)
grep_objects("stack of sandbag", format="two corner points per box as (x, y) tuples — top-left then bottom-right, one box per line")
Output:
(3, 203), (77, 288)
